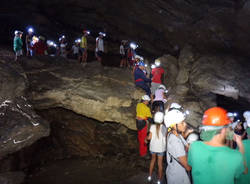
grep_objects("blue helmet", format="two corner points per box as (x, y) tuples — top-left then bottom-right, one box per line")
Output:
(138, 61), (145, 67)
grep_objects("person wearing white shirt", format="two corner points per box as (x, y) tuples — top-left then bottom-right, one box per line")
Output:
(96, 32), (105, 63)
(119, 40), (127, 67)
(146, 112), (167, 184)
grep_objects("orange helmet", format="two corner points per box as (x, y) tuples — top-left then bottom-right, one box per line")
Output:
(202, 107), (231, 126)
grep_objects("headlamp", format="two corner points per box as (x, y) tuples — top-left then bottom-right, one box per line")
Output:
(130, 42), (138, 50)
(28, 27), (34, 33)
(151, 64), (156, 69)
(99, 32), (106, 37)
(75, 38), (81, 43)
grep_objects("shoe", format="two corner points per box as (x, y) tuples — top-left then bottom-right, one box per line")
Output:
(156, 180), (161, 184)
(147, 176), (152, 182)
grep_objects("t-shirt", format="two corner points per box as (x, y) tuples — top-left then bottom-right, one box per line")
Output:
(235, 140), (250, 184)
(120, 45), (125, 55)
(149, 124), (167, 153)
(136, 103), (152, 120)
(154, 89), (165, 102)
(166, 133), (190, 184)
(80, 36), (87, 48)
(188, 141), (244, 184)
(72, 45), (79, 54)
(96, 37), (104, 52)
(152, 67), (164, 84)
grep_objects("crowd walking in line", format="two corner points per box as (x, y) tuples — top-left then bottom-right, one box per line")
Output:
(12, 25), (250, 184)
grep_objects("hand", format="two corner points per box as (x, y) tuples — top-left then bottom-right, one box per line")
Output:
(144, 139), (148, 144)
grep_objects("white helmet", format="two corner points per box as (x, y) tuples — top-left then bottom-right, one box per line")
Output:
(170, 103), (182, 109)
(158, 85), (166, 90)
(154, 112), (164, 124)
(164, 109), (185, 128)
(186, 133), (199, 144)
(142, 95), (151, 101)
(243, 111), (250, 127)
(155, 59), (161, 66)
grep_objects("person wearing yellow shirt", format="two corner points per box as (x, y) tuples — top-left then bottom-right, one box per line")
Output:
(79, 30), (89, 65)
(136, 95), (153, 157)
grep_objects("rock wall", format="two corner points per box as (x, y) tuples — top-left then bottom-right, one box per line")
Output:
(158, 45), (250, 127)
(0, 50), (50, 158)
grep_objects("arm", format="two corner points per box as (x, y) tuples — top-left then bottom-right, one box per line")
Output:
(178, 155), (191, 171)
(145, 132), (152, 143)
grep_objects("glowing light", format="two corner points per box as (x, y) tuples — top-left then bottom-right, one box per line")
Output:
(99, 32), (106, 37)
(14, 30), (18, 35)
(130, 42), (138, 50)
(155, 62), (160, 67)
(145, 64), (148, 67)
(151, 64), (156, 69)
(28, 27), (34, 33)
(47, 40), (57, 47)
(75, 38), (81, 43)
(185, 110), (190, 115)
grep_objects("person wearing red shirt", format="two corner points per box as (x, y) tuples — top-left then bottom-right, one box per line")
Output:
(151, 59), (165, 96)
(33, 36), (48, 56)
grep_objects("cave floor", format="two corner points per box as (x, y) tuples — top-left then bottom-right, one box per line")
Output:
(24, 157), (167, 184)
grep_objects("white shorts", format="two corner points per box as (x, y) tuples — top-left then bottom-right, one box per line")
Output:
(16, 50), (23, 57)
(150, 82), (161, 95)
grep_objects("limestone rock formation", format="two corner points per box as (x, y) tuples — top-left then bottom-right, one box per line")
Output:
(158, 46), (250, 127)
(0, 53), (50, 158)
(21, 56), (144, 130)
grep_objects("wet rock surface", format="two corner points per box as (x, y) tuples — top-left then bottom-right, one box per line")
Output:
(0, 51), (50, 158)
(21, 56), (143, 130)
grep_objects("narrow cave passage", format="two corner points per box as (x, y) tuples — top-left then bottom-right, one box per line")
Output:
(216, 94), (250, 121)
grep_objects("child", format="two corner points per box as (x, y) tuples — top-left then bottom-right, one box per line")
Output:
(146, 112), (167, 184)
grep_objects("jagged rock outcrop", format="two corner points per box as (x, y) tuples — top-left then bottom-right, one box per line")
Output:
(21, 56), (144, 130)
(0, 53), (50, 158)
(158, 45), (250, 127)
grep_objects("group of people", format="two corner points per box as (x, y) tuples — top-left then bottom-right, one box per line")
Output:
(136, 88), (250, 184)
(133, 55), (249, 184)
(13, 27), (106, 64)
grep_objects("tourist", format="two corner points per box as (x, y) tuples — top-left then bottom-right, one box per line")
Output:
(33, 36), (48, 56)
(59, 36), (67, 58)
(151, 59), (165, 96)
(235, 111), (250, 184)
(72, 41), (80, 60)
(164, 108), (191, 184)
(134, 61), (151, 96)
(96, 32), (105, 64)
(80, 30), (90, 64)
(188, 107), (246, 184)
(136, 95), (153, 157)
(146, 112), (166, 184)
(152, 85), (168, 113)
(119, 40), (126, 67)
(25, 27), (34, 56)
(13, 30), (23, 61)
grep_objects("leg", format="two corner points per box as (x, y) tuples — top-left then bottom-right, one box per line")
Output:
(149, 153), (156, 177)
(157, 155), (164, 180)
(137, 125), (148, 157)
(136, 82), (151, 97)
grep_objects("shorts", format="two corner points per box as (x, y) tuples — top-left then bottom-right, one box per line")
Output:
(79, 48), (85, 55)
(150, 151), (165, 156)
(120, 54), (126, 59)
(150, 82), (161, 95)
(97, 51), (104, 57)
(15, 50), (23, 57)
